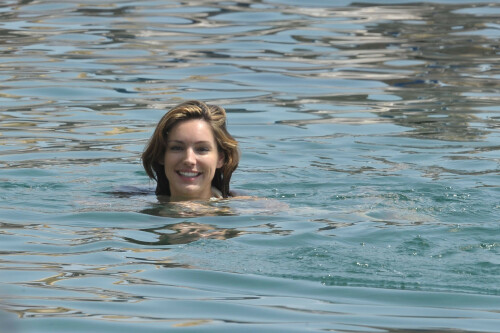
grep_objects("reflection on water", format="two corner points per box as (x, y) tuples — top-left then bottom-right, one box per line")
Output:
(0, 1), (499, 332)
(275, 3), (498, 142)
(124, 222), (242, 246)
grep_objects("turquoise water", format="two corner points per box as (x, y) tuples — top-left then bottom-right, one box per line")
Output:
(1, 1), (499, 332)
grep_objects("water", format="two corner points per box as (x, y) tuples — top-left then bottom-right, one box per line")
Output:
(0, 0), (499, 332)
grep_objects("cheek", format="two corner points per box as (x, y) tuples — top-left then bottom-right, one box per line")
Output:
(162, 154), (177, 170)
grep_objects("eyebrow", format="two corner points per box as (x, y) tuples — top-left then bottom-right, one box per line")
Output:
(167, 140), (213, 145)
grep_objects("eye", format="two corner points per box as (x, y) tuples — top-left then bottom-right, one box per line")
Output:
(168, 145), (183, 151)
(196, 146), (211, 153)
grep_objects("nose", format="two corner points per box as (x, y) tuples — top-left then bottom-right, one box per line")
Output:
(183, 147), (196, 165)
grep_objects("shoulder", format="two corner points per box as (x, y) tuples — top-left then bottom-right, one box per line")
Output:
(211, 186), (223, 199)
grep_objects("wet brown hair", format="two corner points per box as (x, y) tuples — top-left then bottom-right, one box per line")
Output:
(142, 100), (239, 198)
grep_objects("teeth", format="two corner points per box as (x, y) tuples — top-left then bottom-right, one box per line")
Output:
(179, 171), (199, 177)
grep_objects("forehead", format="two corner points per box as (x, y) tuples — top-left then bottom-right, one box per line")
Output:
(168, 119), (216, 143)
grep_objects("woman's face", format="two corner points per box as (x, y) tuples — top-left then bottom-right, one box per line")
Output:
(163, 119), (224, 201)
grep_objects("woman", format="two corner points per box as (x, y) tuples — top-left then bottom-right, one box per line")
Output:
(142, 100), (239, 201)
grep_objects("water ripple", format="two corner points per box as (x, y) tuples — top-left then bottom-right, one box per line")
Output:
(1, 1), (499, 332)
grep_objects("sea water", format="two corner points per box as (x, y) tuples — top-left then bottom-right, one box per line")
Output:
(0, 1), (499, 332)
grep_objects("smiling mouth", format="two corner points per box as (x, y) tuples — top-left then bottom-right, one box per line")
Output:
(177, 171), (201, 178)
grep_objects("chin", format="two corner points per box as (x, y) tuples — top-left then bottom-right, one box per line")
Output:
(172, 188), (209, 200)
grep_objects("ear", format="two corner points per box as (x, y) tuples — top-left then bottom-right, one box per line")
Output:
(217, 151), (225, 169)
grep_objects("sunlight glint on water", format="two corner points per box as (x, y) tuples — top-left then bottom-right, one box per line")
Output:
(0, 1), (499, 332)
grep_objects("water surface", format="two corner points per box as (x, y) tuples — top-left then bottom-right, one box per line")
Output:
(0, 1), (499, 332)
